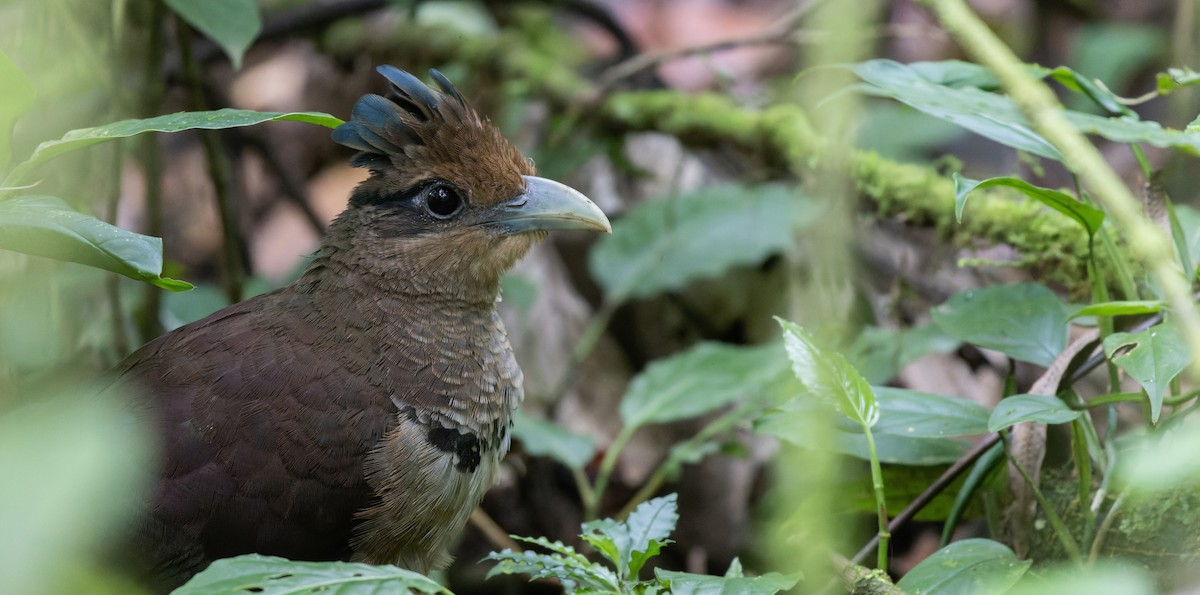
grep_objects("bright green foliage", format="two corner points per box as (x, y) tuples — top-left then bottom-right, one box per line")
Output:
(932, 283), (1068, 366)
(0, 196), (192, 291)
(952, 175), (1104, 238)
(896, 539), (1030, 594)
(165, 0), (262, 70)
(987, 394), (1082, 432)
(172, 555), (450, 594)
(776, 318), (878, 427)
(589, 184), (804, 301)
(0, 105), (342, 292)
(759, 386), (986, 465)
(4, 109), (343, 188)
(1104, 320), (1191, 423)
(1156, 66), (1200, 96)
(1069, 300), (1165, 319)
(487, 494), (796, 594)
(850, 59), (1200, 159)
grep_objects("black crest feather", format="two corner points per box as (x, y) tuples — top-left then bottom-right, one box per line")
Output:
(332, 66), (470, 171)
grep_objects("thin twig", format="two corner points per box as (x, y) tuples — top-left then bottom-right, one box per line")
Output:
(178, 20), (246, 303)
(470, 507), (523, 553)
(596, 1), (822, 92)
(230, 128), (326, 235)
(1088, 490), (1126, 563)
(135, 1), (166, 344)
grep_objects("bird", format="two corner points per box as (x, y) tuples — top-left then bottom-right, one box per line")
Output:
(104, 66), (611, 590)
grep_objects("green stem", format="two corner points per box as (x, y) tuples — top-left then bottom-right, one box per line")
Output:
(586, 423), (637, 520)
(550, 298), (619, 405)
(615, 402), (757, 520)
(919, 0), (1200, 376)
(862, 426), (890, 571)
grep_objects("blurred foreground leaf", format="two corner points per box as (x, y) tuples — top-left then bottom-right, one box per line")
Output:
(0, 195), (192, 290)
(173, 555), (449, 594)
(0, 389), (152, 595)
(1005, 561), (1155, 595)
(0, 50), (35, 169)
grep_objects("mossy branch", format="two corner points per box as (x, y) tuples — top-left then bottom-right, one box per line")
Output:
(325, 17), (1125, 293)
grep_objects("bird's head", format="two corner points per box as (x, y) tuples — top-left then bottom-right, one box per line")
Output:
(327, 66), (610, 301)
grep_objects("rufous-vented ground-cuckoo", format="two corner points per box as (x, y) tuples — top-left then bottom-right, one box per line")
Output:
(105, 66), (610, 590)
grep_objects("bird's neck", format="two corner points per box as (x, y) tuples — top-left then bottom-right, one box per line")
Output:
(296, 235), (502, 319)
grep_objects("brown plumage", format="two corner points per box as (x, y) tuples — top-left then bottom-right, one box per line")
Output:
(105, 67), (609, 590)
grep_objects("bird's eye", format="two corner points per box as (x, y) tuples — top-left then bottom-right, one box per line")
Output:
(424, 184), (464, 219)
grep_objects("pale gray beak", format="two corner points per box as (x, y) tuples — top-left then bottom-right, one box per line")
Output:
(484, 175), (611, 234)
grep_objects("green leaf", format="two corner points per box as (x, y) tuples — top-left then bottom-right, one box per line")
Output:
(777, 318), (879, 428)
(173, 554), (448, 594)
(0, 50), (36, 169)
(589, 184), (803, 301)
(5, 109), (343, 187)
(851, 59), (1200, 161)
(952, 175), (1104, 237)
(932, 283), (1068, 366)
(619, 342), (787, 430)
(0, 196), (192, 291)
(657, 568), (801, 595)
(165, 0), (261, 70)
(987, 394), (1082, 432)
(511, 409), (596, 471)
(1103, 320), (1190, 423)
(908, 60), (1003, 90)
(1, 391), (152, 595)
(581, 494), (677, 579)
(850, 59), (1062, 160)
(493, 536), (621, 592)
(1157, 66), (1200, 96)
(1068, 300), (1165, 319)
(1004, 561), (1155, 595)
(870, 387), (990, 439)
(1047, 66), (1136, 117)
(624, 494), (678, 577)
(757, 395), (973, 465)
(895, 538), (1030, 595)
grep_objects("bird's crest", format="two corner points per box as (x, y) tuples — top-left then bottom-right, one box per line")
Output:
(332, 66), (532, 206)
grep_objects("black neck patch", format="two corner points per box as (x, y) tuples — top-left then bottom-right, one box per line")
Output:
(426, 426), (482, 473)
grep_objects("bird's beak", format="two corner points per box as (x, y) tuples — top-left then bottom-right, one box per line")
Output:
(485, 176), (612, 235)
